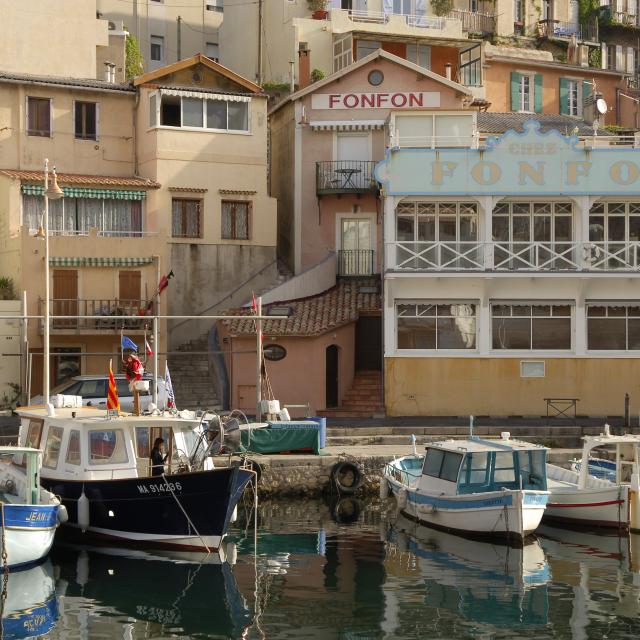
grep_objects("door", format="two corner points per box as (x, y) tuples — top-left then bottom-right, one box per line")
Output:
(53, 269), (78, 328)
(326, 346), (339, 408)
(341, 219), (372, 275)
(119, 271), (141, 305)
(356, 315), (382, 371)
(336, 134), (370, 190)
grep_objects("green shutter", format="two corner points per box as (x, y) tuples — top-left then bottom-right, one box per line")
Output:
(582, 80), (590, 114)
(510, 71), (521, 111)
(534, 74), (543, 113)
(559, 78), (569, 115)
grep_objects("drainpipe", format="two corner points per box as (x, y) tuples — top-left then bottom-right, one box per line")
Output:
(257, 0), (264, 84)
(445, 63), (452, 81)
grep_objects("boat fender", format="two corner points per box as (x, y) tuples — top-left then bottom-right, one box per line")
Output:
(57, 504), (69, 524)
(331, 461), (362, 495)
(77, 490), (90, 532)
(225, 541), (238, 565)
(330, 497), (362, 525)
(397, 488), (408, 510)
(379, 478), (391, 500)
(230, 505), (238, 523)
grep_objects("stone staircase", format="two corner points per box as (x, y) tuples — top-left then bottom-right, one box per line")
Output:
(319, 370), (384, 418)
(167, 334), (221, 411)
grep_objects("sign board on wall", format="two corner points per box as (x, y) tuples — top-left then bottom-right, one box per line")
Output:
(311, 92), (440, 110)
(375, 120), (640, 196)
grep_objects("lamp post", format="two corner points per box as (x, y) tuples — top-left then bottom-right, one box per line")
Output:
(38, 159), (64, 411)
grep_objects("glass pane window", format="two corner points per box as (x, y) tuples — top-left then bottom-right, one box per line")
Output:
(519, 75), (531, 111)
(66, 430), (81, 465)
(567, 80), (578, 117)
(221, 201), (250, 240)
(182, 98), (203, 127)
(492, 304), (572, 350)
(587, 304), (640, 350)
(172, 199), (202, 238)
(228, 102), (249, 131)
(27, 97), (51, 137)
(74, 101), (97, 140)
(25, 419), (43, 449)
(207, 100), (227, 129)
(440, 452), (463, 483)
(423, 448), (444, 478)
(43, 426), (64, 469)
(135, 427), (150, 458)
(89, 429), (129, 465)
(397, 302), (476, 350)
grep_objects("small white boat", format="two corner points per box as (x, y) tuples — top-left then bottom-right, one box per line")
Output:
(382, 433), (549, 545)
(0, 447), (62, 569)
(545, 425), (640, 531)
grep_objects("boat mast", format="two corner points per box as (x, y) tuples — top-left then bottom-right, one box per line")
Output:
(256, 296), (262, 422)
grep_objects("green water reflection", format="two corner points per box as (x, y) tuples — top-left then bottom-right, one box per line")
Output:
(5, 498), (640, 639)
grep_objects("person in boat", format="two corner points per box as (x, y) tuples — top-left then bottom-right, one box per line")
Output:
(150, 438), (168, 476)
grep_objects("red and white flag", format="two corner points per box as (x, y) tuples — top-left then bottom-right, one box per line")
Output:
(145, 338), (154, 357)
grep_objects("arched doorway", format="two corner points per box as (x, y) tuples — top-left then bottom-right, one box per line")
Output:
(326, 345), (339, 408)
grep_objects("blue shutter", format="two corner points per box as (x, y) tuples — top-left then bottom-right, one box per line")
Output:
(510, 71), (520, 111)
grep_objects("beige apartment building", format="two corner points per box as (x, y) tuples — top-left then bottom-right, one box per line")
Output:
(0, 2), (278, 403)
(97, 0), (223, 71)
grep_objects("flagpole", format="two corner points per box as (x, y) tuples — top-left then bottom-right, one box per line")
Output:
(256, 296), (262, 422)
(153, 315), (158, 406)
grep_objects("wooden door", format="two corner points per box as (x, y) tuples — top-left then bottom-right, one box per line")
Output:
(355, 315), (382, 371)
(119, 270), (141, 316)
(53, 270), (78, 328)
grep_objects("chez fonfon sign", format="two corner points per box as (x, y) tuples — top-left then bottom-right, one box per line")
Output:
(375, 121), (640, 196)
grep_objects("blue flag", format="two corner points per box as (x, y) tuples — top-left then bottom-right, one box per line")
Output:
(121, 336), (138, 352)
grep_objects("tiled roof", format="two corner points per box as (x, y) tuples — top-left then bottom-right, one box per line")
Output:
(223, 278), (381, 338)
(0, 71), (134, 93)
(478, 113), (611, 137)
(0, 170), (160, 189)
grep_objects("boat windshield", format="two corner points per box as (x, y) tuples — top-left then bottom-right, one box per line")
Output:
(422, 448), (463, 483)
(457, 449), (547, 494)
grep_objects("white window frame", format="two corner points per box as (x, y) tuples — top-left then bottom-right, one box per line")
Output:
(567, 79), (579, 117)
(518, 73), (534, 113)
(395, 300), (480, 356)
(490, 302), (574, 354)
(150, 35), (164, 63)
(586, 302), (640, 353)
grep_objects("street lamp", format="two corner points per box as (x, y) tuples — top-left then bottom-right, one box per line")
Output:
(37, 159), (64, 412)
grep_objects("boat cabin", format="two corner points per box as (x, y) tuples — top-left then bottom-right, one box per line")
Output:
(15, 407), (207, 481)
(0, 447), (44, 505)
(419, 438), (548, 495)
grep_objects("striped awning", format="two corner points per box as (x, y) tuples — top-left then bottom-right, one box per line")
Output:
(21, 185), (146, 199)
(310, 120), (386, 132)
(159, 88), (251, 102)
(49, 257), (154, 267)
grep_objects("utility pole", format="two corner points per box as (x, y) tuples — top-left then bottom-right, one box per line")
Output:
(177, 15), (182, 61)
(257, 0), (263, 85)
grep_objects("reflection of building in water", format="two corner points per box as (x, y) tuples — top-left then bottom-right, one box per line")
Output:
(382, 514), (549, 635)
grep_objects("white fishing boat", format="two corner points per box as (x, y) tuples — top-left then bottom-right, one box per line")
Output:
(382, 433), (549, 544)
(0, 447), (62, 569)
(545, 426), (640, 531)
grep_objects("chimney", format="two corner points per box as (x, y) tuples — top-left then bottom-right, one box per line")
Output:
(445, 63), (452, 81)
(298, 44), (311, 89)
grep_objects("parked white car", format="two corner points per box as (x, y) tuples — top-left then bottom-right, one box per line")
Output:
(31, 374), (168, 412)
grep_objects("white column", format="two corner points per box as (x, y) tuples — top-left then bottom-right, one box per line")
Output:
(43, 159), (50, 410)
(384, 194), (396, 270)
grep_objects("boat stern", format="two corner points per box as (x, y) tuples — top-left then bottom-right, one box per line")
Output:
(521, 491), (549, 535)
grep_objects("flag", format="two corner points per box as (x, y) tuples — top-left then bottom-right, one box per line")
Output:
(121, 335), (138, 352)
(165, 362), (176, 409)
(251, 292), (257, 314)
(145, 338), (154, 357)
(107, 361), (120, 414)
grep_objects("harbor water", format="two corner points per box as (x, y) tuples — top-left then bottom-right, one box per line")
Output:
(8, 497), (640, 639)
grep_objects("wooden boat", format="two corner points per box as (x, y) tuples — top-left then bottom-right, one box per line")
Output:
(382, 434), (549, 545)
(0, 447), (62, 568)
(15, 406), (254, 552)
(545, 426), (640, 531)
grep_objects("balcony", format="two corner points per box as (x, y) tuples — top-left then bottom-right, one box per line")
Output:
(387, 241), (640, 272)
(316, 161), (378, 195)
(41, 299), (152, 332)
(447, 9), (495, 35)
(537, 18), (599, 43)
(338, 250), (375, 276)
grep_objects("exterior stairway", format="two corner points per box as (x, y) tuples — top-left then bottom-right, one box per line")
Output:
(167, 334), (221, 411)
(319, 370), (384, 418)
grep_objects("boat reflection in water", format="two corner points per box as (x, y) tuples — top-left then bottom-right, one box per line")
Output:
(51, 544), (253, 638)
(385, 514), (550, 631)
(1, 560), (58, 639)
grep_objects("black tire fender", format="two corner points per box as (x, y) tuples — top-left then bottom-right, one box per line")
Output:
(331, 497), (362, 525)
(331, 461), (362, 495)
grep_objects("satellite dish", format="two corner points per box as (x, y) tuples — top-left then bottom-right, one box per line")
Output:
(596, 98), (608, 115)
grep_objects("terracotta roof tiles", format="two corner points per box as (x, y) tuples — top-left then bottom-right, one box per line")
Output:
(0, 170), (160, 189)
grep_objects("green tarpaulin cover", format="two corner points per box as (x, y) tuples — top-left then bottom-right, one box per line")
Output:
(240, 427), (320, 455)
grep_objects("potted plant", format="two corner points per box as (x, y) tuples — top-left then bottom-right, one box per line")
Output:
(308, 0), (329, 20)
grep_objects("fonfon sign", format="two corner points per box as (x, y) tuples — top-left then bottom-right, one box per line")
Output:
(375, 121), (640, 195)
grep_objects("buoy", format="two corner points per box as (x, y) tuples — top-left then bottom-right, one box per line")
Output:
(331, 461), (362, 495)
(225, 541), (238, 565)
(230, 505), (238, 523)
(379, 479), (390, 500)
(77, 490), (90, 532)
(397, 488), (408, 510)
(57, 504), (69, 524)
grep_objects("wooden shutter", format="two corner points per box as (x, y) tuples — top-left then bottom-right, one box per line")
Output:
(52, 270), (78, 328)
(559, 78), (569, 115)
(510, 72), (521, 111)
(534, 73), (543, 113)
(119, 271), (141, 303)
(627, 47), (635, 73)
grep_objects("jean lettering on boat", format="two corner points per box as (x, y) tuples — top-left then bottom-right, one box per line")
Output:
(26, 511), (51, 522)
(137, 481), (183, 495)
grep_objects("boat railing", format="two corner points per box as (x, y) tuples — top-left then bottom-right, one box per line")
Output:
(384, 461), (421, 486)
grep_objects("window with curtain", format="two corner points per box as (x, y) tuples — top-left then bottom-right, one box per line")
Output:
(221, 201), (250, 240)
(154, 93), (250, 132)
(587, 304), (640, 350)
(172, 199), (202, 238)
(492, 304), (572, 350)
(27, 97), (51, 137)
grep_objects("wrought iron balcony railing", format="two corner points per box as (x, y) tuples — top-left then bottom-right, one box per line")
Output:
(316, 161), (378, 195)
(41, 299), (152, 330)
(537, 18), (599, 42)
(447, 9), (496, 34)
(338, 250), (376, 276)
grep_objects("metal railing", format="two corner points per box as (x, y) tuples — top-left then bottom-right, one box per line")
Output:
(388, 241), (640, 272)
(338, 250), (375, 276)
(316, 161), (378, 194)
(448, 9), (495, 34)
(343, 8), (446, 29)
(28, 228), (154, 238)
(41, 298), (152, 330)
(612, 10), (639, 26)
(537, 18), (598, 42)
